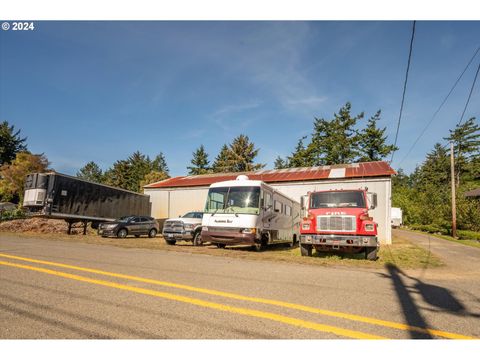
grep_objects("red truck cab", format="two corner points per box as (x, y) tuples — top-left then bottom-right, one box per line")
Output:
(299, 189), (379, 260)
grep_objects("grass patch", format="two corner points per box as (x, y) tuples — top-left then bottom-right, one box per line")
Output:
(405, 228), (480, 249)
(1, 230), (444, 270)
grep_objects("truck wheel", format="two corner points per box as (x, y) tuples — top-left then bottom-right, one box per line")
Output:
(300, 244), (312, 257)
(216, 243), (226, 249)
(148, 229), (157, 238)
(193, 231), (203, 246)
(117, 228), (128, 238)
(365, 246), (378, 261)
(165, 239), (176, 245)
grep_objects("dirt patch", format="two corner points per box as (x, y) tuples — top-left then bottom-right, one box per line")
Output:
(0, 218), (95, 235)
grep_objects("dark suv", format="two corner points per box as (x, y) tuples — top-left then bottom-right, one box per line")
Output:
(98, 216), (159, 238)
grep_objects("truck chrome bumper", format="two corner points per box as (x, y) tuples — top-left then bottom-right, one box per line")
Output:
(300, 234), (378, 247)
(162, 231), (194, 240)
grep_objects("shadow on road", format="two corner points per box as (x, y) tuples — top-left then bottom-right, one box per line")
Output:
(383, 264), (479, 338)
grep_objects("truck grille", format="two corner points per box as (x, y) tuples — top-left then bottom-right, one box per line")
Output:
(316, 216), (356, 232)
(163, 221), (184, 233)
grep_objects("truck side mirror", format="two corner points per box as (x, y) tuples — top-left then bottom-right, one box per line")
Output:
(369, 193), (377, 209)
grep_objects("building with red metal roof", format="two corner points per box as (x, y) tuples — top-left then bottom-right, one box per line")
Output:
(144, 161), (396, 243)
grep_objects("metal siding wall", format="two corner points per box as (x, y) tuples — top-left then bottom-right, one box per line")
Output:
(144, 187), (209, 219)
(168, 188), (209, 218)
(144, 190), (169, 219)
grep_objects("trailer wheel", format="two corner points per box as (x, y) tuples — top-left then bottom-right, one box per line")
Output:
(148, 229), (157, 238)
(117, 228), (128, 238)
(365, 246), (378, 261)
(300, 244), (312, 257)
(193, 231), (202, 246)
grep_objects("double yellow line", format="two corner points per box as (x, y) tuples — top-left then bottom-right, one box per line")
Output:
(0, 252), (474, 339)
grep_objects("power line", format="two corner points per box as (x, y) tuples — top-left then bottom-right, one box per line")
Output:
(457, 60), (480, 126)
(390, 21), (416, 165)
(397, 46), (480, 167)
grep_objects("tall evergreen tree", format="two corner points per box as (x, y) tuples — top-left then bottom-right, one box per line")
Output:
(76, 161), (104, 183)
(357, 110), (397, 162)
(274, 156), (288, 169)
(418, 143), (450, 188)
(287, 136), (312, 167)
(152, 152), (169, 175)
(0, 121), (28, 166)
(212, 144), (232, 173)
(444, 117), (480, 185)
(307, 102), (363, 165)
(228, 134), (265, 172)
(187, 145), (210, 175)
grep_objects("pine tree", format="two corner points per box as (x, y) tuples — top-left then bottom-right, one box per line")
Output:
(274, 156), (288, 169)
(76, 161), (104, 183)
(152, 152), (169, 175)
(307, 102), (363, 165)
(444, 117), (480, 185)
(0, 121), (28, 166)
(187, 145), (210, 175)
(418, 143), (450, 188)
(357, 110), (397, 162)
(228, 134), (265, 172)
(287, 136), (312, 167)
(212, 144), (233, 173)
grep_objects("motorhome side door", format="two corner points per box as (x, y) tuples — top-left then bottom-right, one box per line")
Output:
(262, 190), (273, 228)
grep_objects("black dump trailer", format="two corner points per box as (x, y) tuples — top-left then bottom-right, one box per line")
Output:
(23, 172), (151, 234)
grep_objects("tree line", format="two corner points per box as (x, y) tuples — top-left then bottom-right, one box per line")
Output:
(0, 103), (402, 202)
(393, 118), (480, 233)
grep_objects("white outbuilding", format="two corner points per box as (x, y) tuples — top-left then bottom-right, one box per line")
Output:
(144, 161), (396, 244)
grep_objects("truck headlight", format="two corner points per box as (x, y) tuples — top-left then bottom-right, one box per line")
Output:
(365, 224), (375, 231)
(184, 224), (194, 230)
(302, 223), (310, 230)
(241, 228), (256, 234)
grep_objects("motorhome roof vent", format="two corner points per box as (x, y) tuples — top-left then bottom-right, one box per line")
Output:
(236, 175), (249, 181)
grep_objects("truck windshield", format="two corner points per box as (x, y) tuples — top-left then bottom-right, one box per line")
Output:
(205, 186), (261, 215)
(310, 191), (365, 208)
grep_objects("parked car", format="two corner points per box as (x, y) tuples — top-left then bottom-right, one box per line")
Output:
(98, 215), (159, 238)
(162, 211), (203, 246)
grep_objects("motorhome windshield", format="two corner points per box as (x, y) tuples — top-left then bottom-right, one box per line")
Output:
(310, 191), (365, 209)
(205, 186), (261, 215)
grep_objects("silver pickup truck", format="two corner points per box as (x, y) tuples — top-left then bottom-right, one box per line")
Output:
(162, 211), (203, 246)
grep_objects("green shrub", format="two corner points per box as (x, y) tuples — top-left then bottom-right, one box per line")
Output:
(0, 207), (26, 222)
(409, 224), (450, 235)
(457, 230), (480, 241)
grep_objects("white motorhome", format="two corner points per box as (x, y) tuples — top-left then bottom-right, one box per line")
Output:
(201, 175), (301, 251)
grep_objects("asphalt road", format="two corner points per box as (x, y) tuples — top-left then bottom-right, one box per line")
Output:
(0, 232), (479, 339)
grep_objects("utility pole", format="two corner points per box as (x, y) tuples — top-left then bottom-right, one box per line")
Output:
(450, 141), (457, 238)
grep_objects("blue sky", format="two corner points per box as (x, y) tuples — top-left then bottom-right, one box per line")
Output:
(1, 21), (479, 176)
